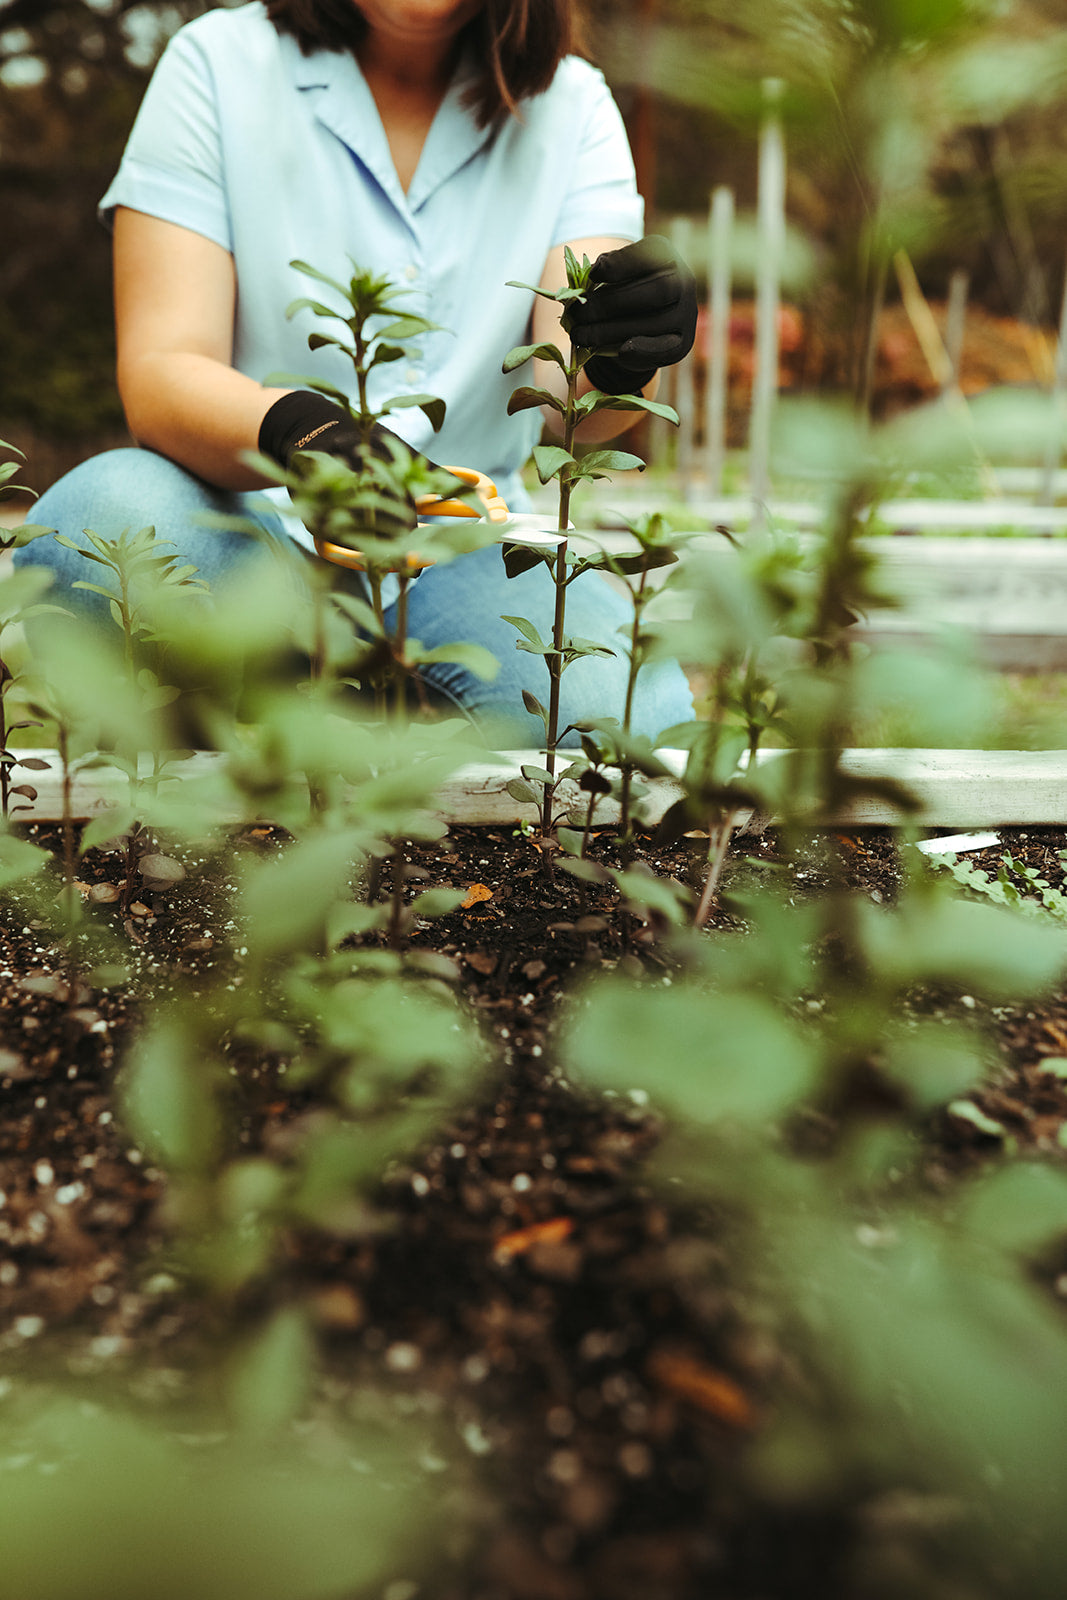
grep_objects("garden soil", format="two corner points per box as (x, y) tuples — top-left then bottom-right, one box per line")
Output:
(2, 820), (1067, 1599)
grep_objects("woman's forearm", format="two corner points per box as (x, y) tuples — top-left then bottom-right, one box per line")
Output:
(118, 350), (290, 491)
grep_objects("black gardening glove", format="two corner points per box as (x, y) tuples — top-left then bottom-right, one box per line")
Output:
(566, 235), (698, 396)
(259, 390), (401, 474)
(259, 391), (460, 540)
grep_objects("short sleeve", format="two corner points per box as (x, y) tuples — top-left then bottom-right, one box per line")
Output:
(550, 63), (644, 248)
(98, 28), (233, 252)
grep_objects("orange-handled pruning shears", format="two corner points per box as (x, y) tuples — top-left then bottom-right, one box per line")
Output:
(313, 466), (510, 571)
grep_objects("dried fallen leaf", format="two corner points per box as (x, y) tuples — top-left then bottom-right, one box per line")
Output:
(462, 882), (494, 909)
(493, 1216), (575, 1263)
(647, 1348), (757, 1429)
(463, 950), (497, 976)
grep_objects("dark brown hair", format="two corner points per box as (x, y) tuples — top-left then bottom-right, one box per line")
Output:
(264, 1), (583, 127)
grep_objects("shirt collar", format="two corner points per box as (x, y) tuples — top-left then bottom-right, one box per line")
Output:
(284, 36), (493, 216)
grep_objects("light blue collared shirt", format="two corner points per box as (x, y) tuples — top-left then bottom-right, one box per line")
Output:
(100, 1), (643, 543)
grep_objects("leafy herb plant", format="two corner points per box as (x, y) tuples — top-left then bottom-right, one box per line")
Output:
(500, 248), (678, 834)
(252, 261), (497, 721)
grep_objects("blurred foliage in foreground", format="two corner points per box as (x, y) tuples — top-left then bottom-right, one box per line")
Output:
(4, 369), (1067, 1591)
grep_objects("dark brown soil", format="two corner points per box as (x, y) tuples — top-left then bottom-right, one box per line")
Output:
(2, 821), (1066, 1599)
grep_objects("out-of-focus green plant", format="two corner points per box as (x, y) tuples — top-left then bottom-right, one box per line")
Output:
(0, 1381), (465, 1600)
(561, 848), (1067, 1591)
(46, 526), (209, 910)
(102, 567), (490, 1295)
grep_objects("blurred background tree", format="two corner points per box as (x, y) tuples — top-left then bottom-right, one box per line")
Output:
(4, 0), (1067, 486)
(585, 0), (1067, 405)
(0, 0), (243, 485)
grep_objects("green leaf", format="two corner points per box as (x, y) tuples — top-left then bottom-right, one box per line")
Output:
(520, 763), (555, 787)
(502, 342), (568, 374)
(122, 1017), (223, 1174)
(10, 524), (55, 549)
(880, 1025), (987, 1111)
(228, 1308), (313, 1436)
(502, 614), (547, 650)
(532, 444), (574, 484)
(80, 808), (138, 855)
(0, 829), (46, 889)
(578, 391), (679, 425)
(610, 865), (690, 922)
(959, 1163), (1067, 1255)
(506, 778), (539, 804)
(412, 641), (499, 680)
(411, 886), (467, 918)
(380, 393), (446, 432)
(947, 1099), (1008, 1139)
(284, 296), (347, 322)
(289, 257), (352, 296)
(502, 542), (551, 580)
(507, 386), (566, 417)
(505, 277), (571, 304)
(240, 831), (363, 959)
(573, 449), (645, 474)
(858, 896), (1067, 1001)
(564, 982), (816, 1124)
(306, 331), (357, 357)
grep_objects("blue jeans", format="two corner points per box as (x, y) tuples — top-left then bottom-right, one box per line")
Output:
(16, 448), (693, 747)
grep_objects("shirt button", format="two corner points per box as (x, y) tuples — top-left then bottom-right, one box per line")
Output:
(405, 366), (419, 384)
(404, 265), (418, 281)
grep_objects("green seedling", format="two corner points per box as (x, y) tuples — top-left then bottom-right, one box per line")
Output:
(501, 247), (678, 834)
(51, 525), (207, 914)
(575, 510), (698, 850)
(930, 848), (1067, 922)
(252, 260), (497, 721)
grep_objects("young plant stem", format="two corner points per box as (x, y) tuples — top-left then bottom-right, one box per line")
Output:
(0, 658), (11, 821)
(366, 571), (390, 720)
(541, 355), (579, 834)
(387, 855), (407, 950)
(57, 724), (78, 928)
(617, 568), (649, 849)
(580, 788), (599, 860)
(393, 571), (411, 723)
(694, 807), (743, 929)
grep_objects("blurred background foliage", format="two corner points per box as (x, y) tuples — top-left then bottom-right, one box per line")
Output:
(4, 0), (1067, 481)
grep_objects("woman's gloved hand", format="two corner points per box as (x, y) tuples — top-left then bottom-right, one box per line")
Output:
(565, 235), (698, 396)
(258, 390), (401, 473)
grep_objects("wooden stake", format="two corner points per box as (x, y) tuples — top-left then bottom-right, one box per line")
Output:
(671, 215), (697, 498)
(705, 186), (734, 494)
(942, 268), (969, 400)
(1038, 248), (1067, 508)
(750, 78), (785, 537)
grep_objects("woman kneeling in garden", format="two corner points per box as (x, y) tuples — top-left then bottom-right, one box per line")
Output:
(20, 0), (697, 746)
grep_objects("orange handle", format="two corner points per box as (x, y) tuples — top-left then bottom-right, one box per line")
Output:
(416, 466), (509, 523)
(313, 466), (508, 571)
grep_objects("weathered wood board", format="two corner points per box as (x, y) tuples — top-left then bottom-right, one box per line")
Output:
(8, 746), (1067, 829)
